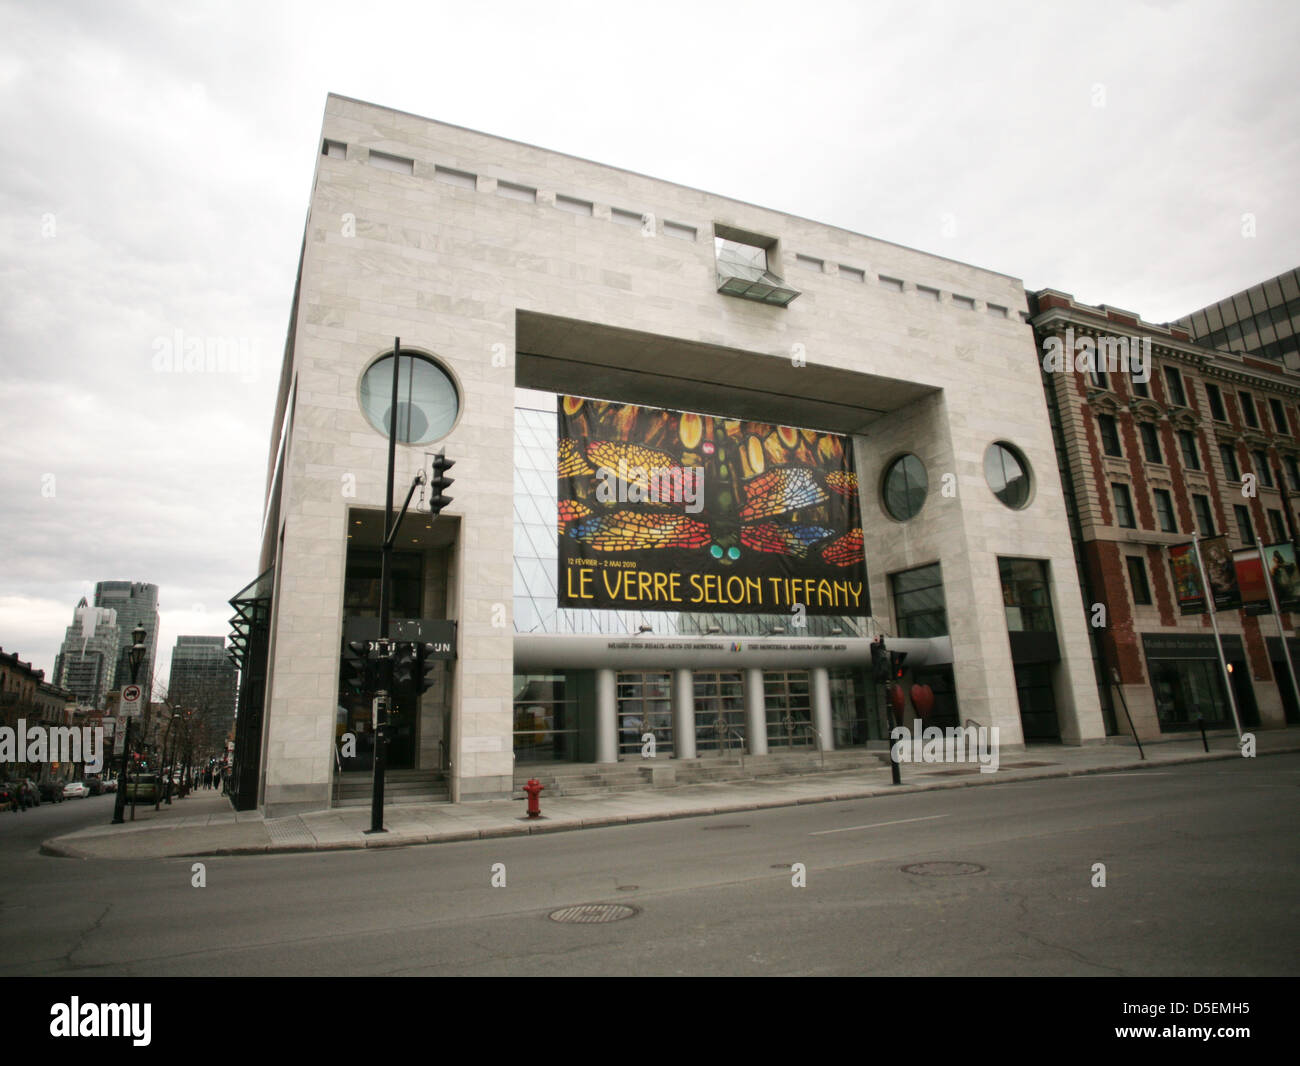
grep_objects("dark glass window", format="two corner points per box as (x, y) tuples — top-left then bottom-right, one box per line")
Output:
(1285, 455), (1300, 491)
(1205, 383), (1227, 421)
(1240, 391), (1259, 428)
(1270, 398), (1289, 436)
(343, 550), (423, 619)
(1253, 450), (1274, 487)
(891, 563), (947, 638)
(1220, 444), (1241, 481)
(1126, 556), (1152, 605)
(1234, 504), (1255, 545)
(1193, 494), (1215, 537)
(1098, 414), (1122, 457)
(1113, 483), (1136, 528)
(1269, 509), (1288, 543)
(1177, 430), (1200, 470)
(984, 442), (1031, 510)
(1154, 489), (1177, 533)
(882, 454), (928, 521)
(1132, 377), (1151, 399)
(998, 557), (1055, 633)
(1139, 422), (1162, 463)
(1090, 366), (1109, 390)
(1163, 366), (1187, 406)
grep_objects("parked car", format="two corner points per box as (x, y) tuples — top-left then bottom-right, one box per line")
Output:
(0, 781), (19, 812)
(62, 781), (90, 799)
(37, 779), (66, 803)
(103, 777), (117, 792)
(125, 773), (160, 804)
(85, 776), (105, 796)
(3, 779), (36, 809)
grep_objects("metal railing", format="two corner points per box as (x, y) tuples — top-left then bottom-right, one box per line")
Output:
(721, 725), (747, 771)
(786, 719), (826, 770)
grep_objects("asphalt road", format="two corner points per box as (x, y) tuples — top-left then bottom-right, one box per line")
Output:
(2, 756), (1297, 976)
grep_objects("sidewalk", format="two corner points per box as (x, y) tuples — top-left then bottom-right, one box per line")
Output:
(43, 728), (1300, 860)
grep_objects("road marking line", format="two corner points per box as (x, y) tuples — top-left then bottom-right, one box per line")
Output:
(1090, 772), (1174, 777)
(811, 814), (949, 835)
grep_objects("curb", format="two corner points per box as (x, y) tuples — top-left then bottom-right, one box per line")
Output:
(39, 745), (1300, 860)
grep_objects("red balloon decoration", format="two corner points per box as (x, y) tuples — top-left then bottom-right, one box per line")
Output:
(910, 683), (935, 719)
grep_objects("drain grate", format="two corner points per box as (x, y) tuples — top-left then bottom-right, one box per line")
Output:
(549, 903), (638, 924)
(901, 861), (986, 877)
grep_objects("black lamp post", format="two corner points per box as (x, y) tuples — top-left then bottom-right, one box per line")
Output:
(158, 711), (181, 808)
(111, 624), (147, 825)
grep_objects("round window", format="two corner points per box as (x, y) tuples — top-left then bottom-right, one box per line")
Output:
(359, 351), (459, 444)
(984, 442), (1031, 509)
(882, 454), (928, 521)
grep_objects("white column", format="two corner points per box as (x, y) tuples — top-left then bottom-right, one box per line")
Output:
(811, 667), (834, 752)
(672, 668), (696, 759)
(595, 669), (618, 764)
(744, 667), (768, 755)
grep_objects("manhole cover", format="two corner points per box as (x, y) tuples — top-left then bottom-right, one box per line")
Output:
(901, 861), (986, 877)
(703, 823), (750, 830)
(549, 903), (638, 924)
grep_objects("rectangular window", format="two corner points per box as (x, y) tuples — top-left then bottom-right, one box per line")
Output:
(838, 264), (865, 282)
(1163, 366), (1187, 406)
(1286, 455), (1300, 491)
(1270, 398), (1289, 435)
(1098, 414), (1122, 457)
(1154, 489), (1178, 533)
(665, 220), (697, 241)
(611, 207), (643, 226)
(1178, 430), (1201, 470)
(496, 180), (536, 202)
(1126, 556), (1152, 605)
(1113, 483), (1136, 528)
(795, 253), (823, 271)
(1132, 377), (1151, 398)
(987, 303), (1009, 318)
(1253, 450), (1274, 487)
(916, 285), (940, 300)
(1220, 444), (1241, 481)
(367, 150), (414, 175)
(1205, 383), (1227, 421)
(878, 275), (905, 292)
(322, 139), (346, 159)
(998, 558), (1056, 633)
(434, 165), (476, 189)
(1091, 366), (1110, 389)
(1193, 494), (1215, 537)
(1240, 391), (1259, 428)
(1234, 504), (1255, 545)
(952, 294), (976, 310)
(1140, 422), (1162, 463)
(554, 194), (593, 216)
(891, 563), (948, 638)
(1269, 509), (1288, 543)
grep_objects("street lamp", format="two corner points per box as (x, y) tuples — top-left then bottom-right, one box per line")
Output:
(111, 624), (147, 825)
(158, 711), (181, 808)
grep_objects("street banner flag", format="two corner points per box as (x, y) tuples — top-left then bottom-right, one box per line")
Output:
(1232, 546), (1271, 616)
(1168, 542), (1205, 615)
(1263, 541), (1300, 612)
(556, 395), (869, 616)
(1201, 535), (1241, 611)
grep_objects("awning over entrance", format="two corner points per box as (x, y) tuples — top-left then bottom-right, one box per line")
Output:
(513, 633), (951, 671)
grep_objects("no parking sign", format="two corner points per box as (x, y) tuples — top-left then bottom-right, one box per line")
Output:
(120, 684), (143, 718)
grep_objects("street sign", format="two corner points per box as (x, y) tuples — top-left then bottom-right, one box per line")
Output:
(120, 684), (143, 718)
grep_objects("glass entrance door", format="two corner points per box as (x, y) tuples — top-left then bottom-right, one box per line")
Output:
(617, 672), (672, 757)
(765, 671), (813, 748)
(694, 671), (744, 753)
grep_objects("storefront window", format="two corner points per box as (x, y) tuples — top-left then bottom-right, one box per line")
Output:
(1149, 659), (1231, 730)
(513, 673), (579, 763)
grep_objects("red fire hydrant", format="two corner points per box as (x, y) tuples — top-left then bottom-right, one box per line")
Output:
(523, 778), (545, 819)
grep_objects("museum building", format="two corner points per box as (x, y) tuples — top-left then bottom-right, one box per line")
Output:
(230, 95), (1105, 816)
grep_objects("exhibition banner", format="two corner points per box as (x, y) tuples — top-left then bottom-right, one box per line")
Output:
(1232, 546), (1271, 616)
(1263, 541), (1300, 612)
(1200, 535), (1241, 611)
(556, 396), (869, 616)
(1168, 542), (1205, 615)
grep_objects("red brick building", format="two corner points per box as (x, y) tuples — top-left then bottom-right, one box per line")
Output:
(1030, 289), (1300, 740)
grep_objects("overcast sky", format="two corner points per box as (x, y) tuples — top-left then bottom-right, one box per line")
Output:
(2, 0), (1297, 686)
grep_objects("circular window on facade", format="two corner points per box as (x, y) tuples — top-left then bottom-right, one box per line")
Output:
(984, 441), (1031, 509)
(359, 351), (459, 444)
(882, 453), (928, 521)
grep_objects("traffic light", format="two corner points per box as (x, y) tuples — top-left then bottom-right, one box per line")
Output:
(889, 650), (908, 681)
(429, 451), (455, 514)
(392, 642), (418, 688)
(416, 642), (439, 695)
(870, 638), (890, 683)
(342, 641), (377, 696)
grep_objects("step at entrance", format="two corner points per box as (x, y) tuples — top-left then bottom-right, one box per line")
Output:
(333, 770), (449, 807)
